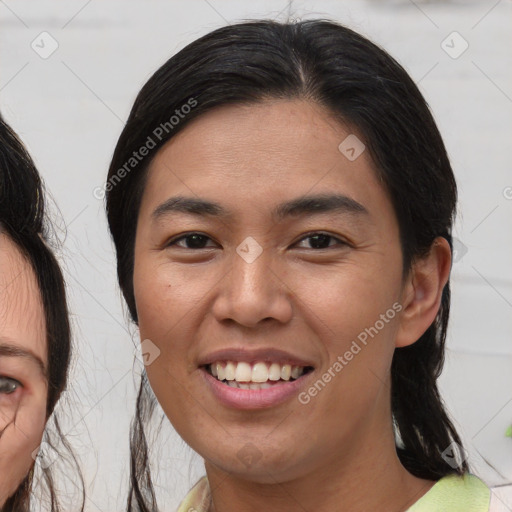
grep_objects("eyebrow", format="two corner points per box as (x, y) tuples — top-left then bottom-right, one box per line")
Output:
(0, 340), (47, 378)
(151, 193), (369, 223)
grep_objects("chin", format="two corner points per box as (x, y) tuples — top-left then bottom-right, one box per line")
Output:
(205, 446), (306, 484)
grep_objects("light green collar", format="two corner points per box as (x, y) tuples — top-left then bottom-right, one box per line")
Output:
(177, 473), (490, 512)
(407, 473), (490, 511)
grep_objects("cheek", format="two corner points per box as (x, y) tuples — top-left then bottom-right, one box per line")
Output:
(134, 254), (222, 365)
(289, 259), (401, 342)
(0, 393), (47, 502)
(134, 254), (208, 332)
(133, 260), (207, 409)
(289, 263), (401, 413)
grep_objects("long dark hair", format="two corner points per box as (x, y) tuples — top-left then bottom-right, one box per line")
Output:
(0, 113), (84, 511)
(105, 19), (466, 511)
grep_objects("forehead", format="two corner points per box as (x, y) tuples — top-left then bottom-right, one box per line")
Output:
(141, 99), (394, 225)
(0, 232), (47, 367)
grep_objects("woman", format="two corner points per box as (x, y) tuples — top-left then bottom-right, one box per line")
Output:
(105, 19), (491, 511)
(0, 113), (83, 511)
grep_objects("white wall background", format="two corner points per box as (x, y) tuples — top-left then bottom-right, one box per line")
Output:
(1, 0), (511, 510)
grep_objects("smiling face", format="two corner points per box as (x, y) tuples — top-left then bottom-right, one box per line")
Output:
(0, 232), (48, 505)
(132, 99), (420, 483)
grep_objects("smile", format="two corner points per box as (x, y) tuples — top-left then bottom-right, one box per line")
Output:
(206, 361), (312, 389)
(201, 360), (315, 409)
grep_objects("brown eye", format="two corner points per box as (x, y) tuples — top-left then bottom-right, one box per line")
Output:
(0, 376), (21, 394)
(295, 232), (348, 250)
(167, 233), (216, 249)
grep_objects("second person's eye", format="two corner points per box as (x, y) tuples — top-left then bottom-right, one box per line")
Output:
(0, 376), (21, 395)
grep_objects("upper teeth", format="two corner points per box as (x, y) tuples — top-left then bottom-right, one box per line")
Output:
(210, 361), (306, 382)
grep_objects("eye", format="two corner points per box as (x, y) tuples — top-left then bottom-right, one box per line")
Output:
(165, 231), (349, 251)
(0, 376), (21, 394)
(166, 232), (217, 250)
(294, 232), (349, 250)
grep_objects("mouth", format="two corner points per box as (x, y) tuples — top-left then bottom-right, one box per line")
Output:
(202, 361), (315, 390)
(199, 357), (315, 409)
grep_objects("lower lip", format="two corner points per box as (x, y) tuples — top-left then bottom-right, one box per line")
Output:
(200, 368), (313, 410)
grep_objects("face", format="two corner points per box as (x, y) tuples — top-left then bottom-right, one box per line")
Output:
(0, 232), (48, 505)
(133, 99), (410, 483)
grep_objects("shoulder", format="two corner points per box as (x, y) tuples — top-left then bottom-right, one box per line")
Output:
(177, 473), (492, 512)
(407, 473), (491, 512)
(176, 476), (211, 512)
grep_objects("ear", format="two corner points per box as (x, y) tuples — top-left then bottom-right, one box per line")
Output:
(395, 236), (452, 348)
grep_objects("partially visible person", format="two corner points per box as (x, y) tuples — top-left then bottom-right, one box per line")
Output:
(0, 112), (83, 511)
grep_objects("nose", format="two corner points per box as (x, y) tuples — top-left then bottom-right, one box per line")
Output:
(211, 242), (293, 329)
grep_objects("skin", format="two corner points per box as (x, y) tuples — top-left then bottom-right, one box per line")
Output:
(133, 99), (452, 511)
(0, 232), (48, 506)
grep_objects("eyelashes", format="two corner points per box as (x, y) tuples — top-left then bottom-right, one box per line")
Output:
(295, 232), (349, 250)
(165, 231), (350, 251)
(167, 233), (213, 250)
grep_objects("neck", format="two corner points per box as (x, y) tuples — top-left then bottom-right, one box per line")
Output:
(204, 412), (435, 512)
